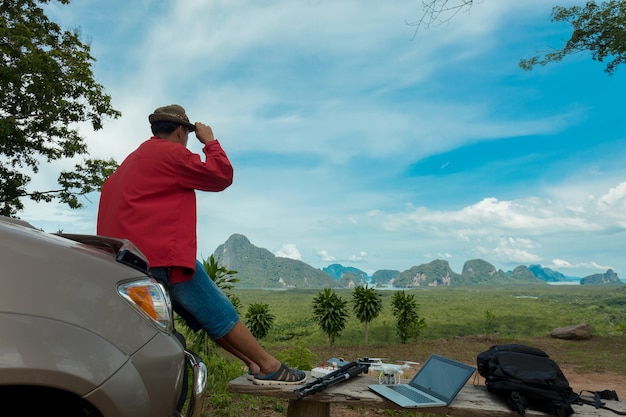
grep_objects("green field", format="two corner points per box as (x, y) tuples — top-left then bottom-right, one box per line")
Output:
(233, 284), (626, 348)
(200, 285), (626, 416)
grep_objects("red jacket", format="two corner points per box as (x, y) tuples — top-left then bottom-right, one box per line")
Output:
(97, 137), (233, 272)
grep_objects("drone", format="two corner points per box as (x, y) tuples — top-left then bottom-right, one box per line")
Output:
(310, 357), (351, 378)
(311, 357), (419, 384)
(367, 358), (420, 384)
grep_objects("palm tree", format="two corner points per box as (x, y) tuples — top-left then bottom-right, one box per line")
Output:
(245, 302), (275, 339)
(311, 288), (348, 348)
(391, 291), (426, 344)
(201, 254), (239, 290)
(352, 286), (383, 345)
(201, 254), (241, 312)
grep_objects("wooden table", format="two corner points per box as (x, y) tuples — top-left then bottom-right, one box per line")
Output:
(228, 372), (626, 417)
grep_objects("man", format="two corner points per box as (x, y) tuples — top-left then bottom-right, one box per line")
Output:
(97, 104), (305, 385)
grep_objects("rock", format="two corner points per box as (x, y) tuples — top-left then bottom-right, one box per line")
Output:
(550, 323), (592, 340)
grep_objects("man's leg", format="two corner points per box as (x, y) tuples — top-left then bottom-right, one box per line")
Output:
(166, 261), (304, 382)
(214, 320), (281, 377)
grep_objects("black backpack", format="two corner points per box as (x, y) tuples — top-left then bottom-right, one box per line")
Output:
(476, 344), (576, 416)
(477, 344), (624, 416)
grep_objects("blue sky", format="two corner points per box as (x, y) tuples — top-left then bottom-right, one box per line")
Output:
(24, 0), (626, 278)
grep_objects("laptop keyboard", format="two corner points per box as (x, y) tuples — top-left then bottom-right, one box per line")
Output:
(388, 385), (436, 404)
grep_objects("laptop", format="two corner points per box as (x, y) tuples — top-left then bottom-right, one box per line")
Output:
(368, 354), (475, 408)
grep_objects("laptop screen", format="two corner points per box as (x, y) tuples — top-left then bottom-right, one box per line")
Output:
(410, 354), (475, 402)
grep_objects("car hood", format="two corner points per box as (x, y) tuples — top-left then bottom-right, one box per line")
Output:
(0, 216), (164, 355)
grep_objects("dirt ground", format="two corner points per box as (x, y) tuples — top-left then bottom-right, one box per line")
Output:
(563, 368), (626, 394)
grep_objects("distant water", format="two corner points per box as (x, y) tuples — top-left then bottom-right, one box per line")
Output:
(547, 279), (626, 285)
(367, 280), (626, 289)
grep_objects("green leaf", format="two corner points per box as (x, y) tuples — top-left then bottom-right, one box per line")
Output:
(0, 0), (121, 216)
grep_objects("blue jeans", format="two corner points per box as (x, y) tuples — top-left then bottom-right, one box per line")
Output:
(150, 260), (239, 339)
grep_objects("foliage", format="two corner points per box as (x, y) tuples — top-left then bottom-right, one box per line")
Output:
(232, 285), (626, 347)
(201, 254), (241, 313)
(412, 1), (626, 75)
(484, 309), (496, 336)
(184, 337), (271, 417)
(275, 341), (315, 371)
(311, 288), (349, 348)
(228, 293), (242, 316)
(266, 317), (317, 342)
(202, 254), (239, 291)
(352, 286), (383, 345)
(177, 316), (213, 358)
(391, 291), (426, 344)
(0, 0), (121, 216)
(201, 353), (246, 415)
(244, 302), (275, 339)
(521, 1), (626, 75)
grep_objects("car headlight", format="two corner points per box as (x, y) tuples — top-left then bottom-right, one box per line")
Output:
(118, 278), (173, 332)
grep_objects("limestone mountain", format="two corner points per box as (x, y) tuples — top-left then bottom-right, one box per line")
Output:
(371, 269), (401, 285)
(389, 259), (542, 287)
(508, 265), (545, 283)
(460, 260), (543, 285)
(212, 234), (337, 289)
(208, 234), (621, 288)
(322, 264), (370, 288)
(393, 259), (461, 287)
(528, 264), (573, 282)
(459, 259), (508, 285)
(580, 269), (623, 285)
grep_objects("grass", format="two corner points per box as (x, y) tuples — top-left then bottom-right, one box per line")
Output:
(192, 284), (626, 416)
(234, 285), (626, 346)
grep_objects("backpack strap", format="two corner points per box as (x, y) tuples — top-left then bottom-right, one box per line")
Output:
(508, 391), (528, 417)
(580, 389), (620, 401)
(575, 391), (626, 416)
(553, 399), (575, 417)
(508, 391), (576, 417)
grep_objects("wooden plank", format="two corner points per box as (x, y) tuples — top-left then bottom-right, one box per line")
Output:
(228, 372), (626, 417)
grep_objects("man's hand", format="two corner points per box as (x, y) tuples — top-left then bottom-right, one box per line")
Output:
(194, 122), (215, 144)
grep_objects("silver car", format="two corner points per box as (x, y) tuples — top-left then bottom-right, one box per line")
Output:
(0, 216), (207, 417)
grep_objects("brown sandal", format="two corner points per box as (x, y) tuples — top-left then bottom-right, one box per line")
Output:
(253, 363), (307, 385)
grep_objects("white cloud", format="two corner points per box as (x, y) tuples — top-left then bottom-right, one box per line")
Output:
(316, 250), (337, 263)
(275, 243), (302, 260)
(552, 258), (572, 268)
(384, 189), (626, 238)
(597, 182), (626, 210)
(491, 238), (542, 264)
(348, 251), (368, 262)
(548, 259), (613, 272)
